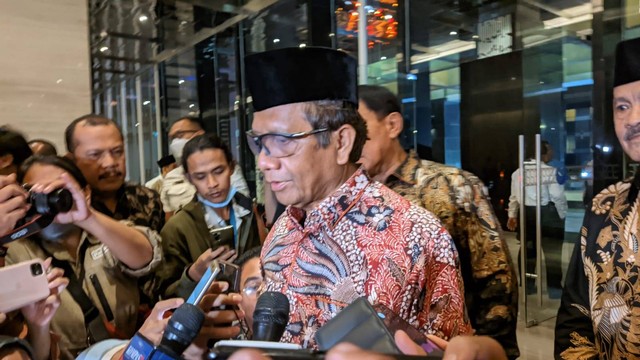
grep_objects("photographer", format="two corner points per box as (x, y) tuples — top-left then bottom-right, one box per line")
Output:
(5, 156), (162, 359)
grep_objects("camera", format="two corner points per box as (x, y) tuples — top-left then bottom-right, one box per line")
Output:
(24, 185), (73, 217)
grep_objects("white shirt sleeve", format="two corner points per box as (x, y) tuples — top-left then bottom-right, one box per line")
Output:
(548, 169), (567, 219)
(508, 169), (520, 219)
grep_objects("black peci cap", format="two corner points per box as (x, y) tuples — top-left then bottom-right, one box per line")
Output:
(245, 47), (358, 112)
(157, 154), (176, 168)
(614, 38), (640, 88)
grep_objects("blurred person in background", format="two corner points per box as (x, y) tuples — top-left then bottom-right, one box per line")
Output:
(144, 155), (176, 194)
(161, 117), (248, 216)
(0, 127), (32, 177)
(28, 140), (57, 157)
(357, 84), (519, 359)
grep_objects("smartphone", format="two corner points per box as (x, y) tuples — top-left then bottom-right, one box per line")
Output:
(372, 303), (445, 356)
(217, 261), (240, 293)
(209, 225), (235, 250)
(0, 259), (50, 313)
(187, 260), (222, 306)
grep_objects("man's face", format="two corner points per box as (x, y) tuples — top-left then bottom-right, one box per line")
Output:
(252, 103), (342, 211)
(168, 119), (204, 142)
(239, 257), (262, 331)
(71, 123), (125, 193)
(614, 80), (640, 162)
(358, 100), (393, 178)
(185, 148), (232, 203)
(23, 163), (90, 216)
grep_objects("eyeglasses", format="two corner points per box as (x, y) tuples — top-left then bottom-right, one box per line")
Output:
(245, 128), (329, 158)
(242, 278), (265, 297)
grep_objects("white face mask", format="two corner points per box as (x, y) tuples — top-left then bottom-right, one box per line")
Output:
(170, 138), (189, 163)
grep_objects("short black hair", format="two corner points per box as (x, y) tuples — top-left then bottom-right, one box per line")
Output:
(358, 85), (402, 120)
(28, 139), (58, 156)
(65, 114), (123, 152)
(182, 133), (233, 172)
(233, 246), (262, 268)
(170, 116), (204, 132)
(18, 155), (88, 189)
(0, 127), (33, 167)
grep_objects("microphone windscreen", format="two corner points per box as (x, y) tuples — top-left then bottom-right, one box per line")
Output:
(252, 292), (290, 341)
(160, 303), (205, 355)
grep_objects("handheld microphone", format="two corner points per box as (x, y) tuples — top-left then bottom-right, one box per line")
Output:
(154, 303), (205, 358)
(252, 292), (290, 342)
(123, 303), (205, 360)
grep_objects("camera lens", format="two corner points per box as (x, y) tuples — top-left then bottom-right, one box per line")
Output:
(30, 263), (43, 276)
(28, 188), (73, 216)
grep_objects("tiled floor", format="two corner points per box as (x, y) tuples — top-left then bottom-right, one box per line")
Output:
(503, 209), (584, 359)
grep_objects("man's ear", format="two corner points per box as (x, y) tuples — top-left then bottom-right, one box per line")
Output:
(385, 112), (404, 139)
(0, 154), (14, 170)
(334, 125), (357, 166)
(64, 152), (75, 161)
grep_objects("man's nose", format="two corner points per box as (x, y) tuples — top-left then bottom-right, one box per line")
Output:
(101, 152), (117, 168)
(257, 149), (279, 172)
(206, 174), (218, 188)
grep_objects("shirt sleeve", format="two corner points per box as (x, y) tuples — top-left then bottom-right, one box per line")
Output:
(554, 219), (598, 359)
(508, 170), (520, 219)
(419, 225), (473, 340)
(102, 224), (163, 278)
(232, 164), (250, 197)
(155, 221), (193, 299)
(548, 170), (567, 219)
(461, 176), (520, 358)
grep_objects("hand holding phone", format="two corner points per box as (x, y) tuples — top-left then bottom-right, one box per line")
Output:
(0, 259), (50, 313)
(188, 247), (237, 284)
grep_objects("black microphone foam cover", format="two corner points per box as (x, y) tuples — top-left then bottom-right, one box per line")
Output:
(252, 292), (290, 342)
(160, 303), (205, 356)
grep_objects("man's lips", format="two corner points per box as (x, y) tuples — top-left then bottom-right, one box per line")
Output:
(269, 180), (288, 192)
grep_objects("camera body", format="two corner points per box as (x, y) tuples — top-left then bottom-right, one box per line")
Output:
(23, 185), (73, 217)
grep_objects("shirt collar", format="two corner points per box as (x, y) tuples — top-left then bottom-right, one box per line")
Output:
(286, 167), (371, 230)
(386, 150), (419, 187)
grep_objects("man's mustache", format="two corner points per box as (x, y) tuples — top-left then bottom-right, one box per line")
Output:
(625, 123), (640, 141)
(98, 171), (123, 180)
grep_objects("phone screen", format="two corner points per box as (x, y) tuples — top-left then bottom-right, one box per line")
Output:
(186, 260), (222, 305)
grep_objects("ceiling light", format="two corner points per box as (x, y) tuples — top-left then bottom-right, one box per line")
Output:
(299, 43), (307, 48)
(273, 38), (280, 43)
(189, 104), (195, 108)
(56, 79), (63, 84)
(99, 46), (109, 52)
(380, 56), (387, 60)
(143, 101), (151, 105)
(178, 79), (185, 84)
(139, 15), (148, 22)
(449, 31), (458, 36)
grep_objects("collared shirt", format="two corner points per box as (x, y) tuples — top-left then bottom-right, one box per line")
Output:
(262, 168), (471, 348)
(160, 165), (250, 213)
(92, 183), (165, 232)
(508, 160), (567, 219)
(385, 151), (519, 359)
(555, 174), (640, 360)
(5, 224), (162, 360)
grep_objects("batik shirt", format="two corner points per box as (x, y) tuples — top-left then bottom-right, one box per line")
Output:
(262, 168), (471, 348)
(92, 183), (165, 232)
(555, 175), (640, 359)
(385, 151), (519, 358)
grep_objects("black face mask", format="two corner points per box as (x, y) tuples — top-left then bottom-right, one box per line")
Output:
(39, 223), (79, 243)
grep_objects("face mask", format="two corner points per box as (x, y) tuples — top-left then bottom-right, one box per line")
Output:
(198, 187), (238, 208)
(39, 223), (79, 243)
(170, 138), (190, 163)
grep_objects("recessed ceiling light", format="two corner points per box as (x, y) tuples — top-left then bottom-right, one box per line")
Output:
(139, 15), (148, 22)
(273, 38), (280, 43)
(178, 80), (185, 84)
(449, 31), (458, 36)
(189, 104), (195, 108)
(299, 43), (307, 48)
(100, 46), (109, 52)
(143, 100), (151, 105)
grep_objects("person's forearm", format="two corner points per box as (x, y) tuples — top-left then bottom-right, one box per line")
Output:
(77, 210), (153, 269)
(26, 323), (51, 360)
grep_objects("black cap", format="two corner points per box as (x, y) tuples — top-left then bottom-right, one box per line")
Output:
(157, 154), (175, 168)
(614, 38), (640, 88)
(245, 47), (358, 112)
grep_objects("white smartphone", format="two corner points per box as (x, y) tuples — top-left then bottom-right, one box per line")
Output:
(186, 260), (221, 306)
(0, 259), (50, 313)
